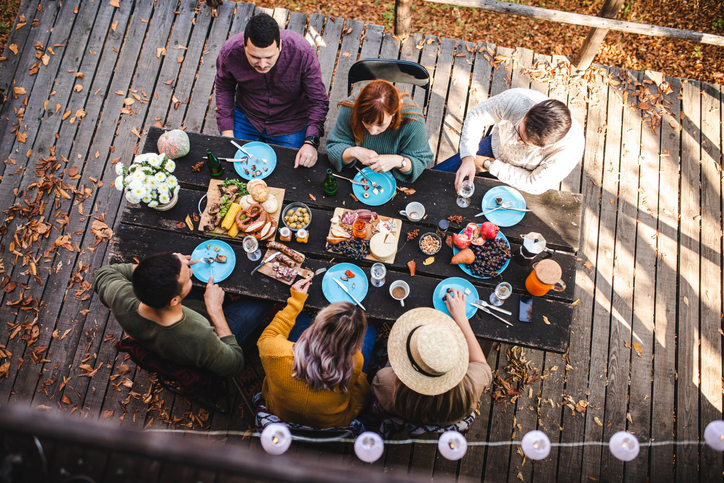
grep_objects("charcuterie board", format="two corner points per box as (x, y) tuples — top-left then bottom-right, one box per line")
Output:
(325, 207), (403, 264)
(199, 179), (284, 242)
(257, 245), (313, 285)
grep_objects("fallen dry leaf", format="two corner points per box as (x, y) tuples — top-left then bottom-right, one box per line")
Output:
(423, 256), (435, 265)
(543, 315), (551, 325)
(594, 416), (603, 427)
(632, 341), (643, 357)
(185, 214), (194, 231)
(9, 44), (18, 55)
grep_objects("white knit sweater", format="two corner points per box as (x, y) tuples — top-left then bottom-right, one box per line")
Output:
(458, 88), (585, 194)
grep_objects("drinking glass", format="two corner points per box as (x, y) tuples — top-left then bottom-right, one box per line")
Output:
(456, 180), (475, 208)
(489, 281), (512, 306)
(243, 235), (262, 261)
(370, 263), (386, 287)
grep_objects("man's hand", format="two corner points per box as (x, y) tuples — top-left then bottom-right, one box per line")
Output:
(221, 130), (234, 137)
(174, 253), (198, 266)
(291, 277), (312, 294)
(454, 156), (477, 193)
(443, 288), (469, 325)
(204, 275), (226, 313)
(295, 144), (318, 168)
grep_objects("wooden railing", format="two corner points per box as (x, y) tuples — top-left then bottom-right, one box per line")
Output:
(393, 0), (724, 70)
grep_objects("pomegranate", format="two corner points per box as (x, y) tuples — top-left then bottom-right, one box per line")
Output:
(480, 222), (500, 240)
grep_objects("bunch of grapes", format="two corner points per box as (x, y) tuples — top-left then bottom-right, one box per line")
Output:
(469, 238), (511, 277)
(326, 239), (370, 260)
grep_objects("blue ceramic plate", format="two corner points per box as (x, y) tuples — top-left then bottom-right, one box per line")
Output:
(432, 277), (479, 319)
(453, 230), (511, 279)
(191, 240), (236, 283)
(322, 263), (369, 306)
(233, 142), (277, 180)
(352, 168), (396, 206)
(481, 186), (526, 227)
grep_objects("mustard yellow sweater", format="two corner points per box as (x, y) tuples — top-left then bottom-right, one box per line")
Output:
(257, 290), (370, 428)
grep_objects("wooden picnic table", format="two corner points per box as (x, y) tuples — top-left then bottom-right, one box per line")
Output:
(109, 127), (582, 353)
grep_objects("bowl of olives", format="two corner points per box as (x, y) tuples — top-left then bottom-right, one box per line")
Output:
(282, 202), (312, 231)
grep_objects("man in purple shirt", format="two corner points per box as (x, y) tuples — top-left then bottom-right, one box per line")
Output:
(215, 13), (329, 168)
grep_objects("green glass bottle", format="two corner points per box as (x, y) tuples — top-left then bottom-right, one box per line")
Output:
(206, 148), (224, 177)
(323, 168), (337, 197)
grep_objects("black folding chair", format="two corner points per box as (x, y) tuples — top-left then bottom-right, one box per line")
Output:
(347, 59), (431, 112)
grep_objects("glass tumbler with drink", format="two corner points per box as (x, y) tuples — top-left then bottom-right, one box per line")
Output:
(457, 180), (475, 208)
(370, 262), (386, 287)
(243, 235), (262, 261)
(489, 281), (512, 306)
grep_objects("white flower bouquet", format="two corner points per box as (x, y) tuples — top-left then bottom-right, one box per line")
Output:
(115, 153), (180, 207)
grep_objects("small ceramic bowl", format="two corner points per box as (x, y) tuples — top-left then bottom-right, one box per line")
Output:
(419, 232), (442, 255)
(282, 202), (312, 231)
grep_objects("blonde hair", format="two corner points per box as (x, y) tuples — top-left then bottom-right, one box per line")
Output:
(291, 302), (366, 392)
(393, 372), (478, 425)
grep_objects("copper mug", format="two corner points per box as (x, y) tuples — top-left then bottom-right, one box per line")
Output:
(525, 259), (566, 297)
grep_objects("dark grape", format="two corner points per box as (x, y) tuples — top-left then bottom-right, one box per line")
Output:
(468, 238), (511, 277)
(325, 239), (371, 260)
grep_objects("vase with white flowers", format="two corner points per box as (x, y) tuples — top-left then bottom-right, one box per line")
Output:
(115, 153), (180, 211)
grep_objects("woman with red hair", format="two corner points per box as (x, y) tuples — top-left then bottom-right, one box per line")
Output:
(326, 80), (433, 183)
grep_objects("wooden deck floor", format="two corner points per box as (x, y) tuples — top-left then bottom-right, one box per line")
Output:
(0, 0), (723, 481)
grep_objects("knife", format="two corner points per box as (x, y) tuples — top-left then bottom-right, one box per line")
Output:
(251, 251), (280, 275)
(204, 156), (248, 162)
(230, 140), (263, 164)
(333, 278), (366, 311)
(471, 298), (512, 316)
(354, 166), (382, 190)
(471, 303), (513, 326)
(483, 206), (531, 212)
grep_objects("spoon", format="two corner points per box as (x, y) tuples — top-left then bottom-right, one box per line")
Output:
(475, 201), (514, 217)
(204, 257), (215, 279)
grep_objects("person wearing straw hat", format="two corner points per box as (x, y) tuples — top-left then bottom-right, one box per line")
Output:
(371, 289), (492, 425)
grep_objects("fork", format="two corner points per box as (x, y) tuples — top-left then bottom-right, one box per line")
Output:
(204, 257), (215, 280)
(354, 166), (382, 190)
(475, 201), (514, 217)
(332, 173), (367, 186)
(471, 298), (512, 315)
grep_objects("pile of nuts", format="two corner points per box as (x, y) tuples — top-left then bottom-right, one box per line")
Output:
(420, 233), (442, 255)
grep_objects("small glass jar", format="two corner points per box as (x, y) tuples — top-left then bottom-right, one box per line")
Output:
(352, 219), (367, 239)
(279, 226), (292, 242)
(436, 219), (449, 239)
(296, 228), (309, 243)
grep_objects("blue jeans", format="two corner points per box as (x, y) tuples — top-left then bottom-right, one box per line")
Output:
(233, 108), (306, 148)
(287, 312), (377, 373)
(434, 136), (494, 172)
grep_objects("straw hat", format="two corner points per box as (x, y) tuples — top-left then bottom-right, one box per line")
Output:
(387, 307), (469, 396)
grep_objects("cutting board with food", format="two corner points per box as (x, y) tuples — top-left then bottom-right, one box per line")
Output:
(199, 179), (284, 242)
(257, 241), (313, 285)
(325, 208), (403, 264)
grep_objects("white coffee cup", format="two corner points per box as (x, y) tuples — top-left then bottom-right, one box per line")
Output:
(389, 280), (410, 307)
(399, 202), (425, 222)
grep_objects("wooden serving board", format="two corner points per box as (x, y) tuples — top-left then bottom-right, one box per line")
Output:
(325, 207), (403, 264)
(257, 247), (313, 285)
(199, 179), (284, 242)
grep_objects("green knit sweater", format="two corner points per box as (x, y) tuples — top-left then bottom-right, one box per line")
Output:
(326, 96), (433, 183)
(94, 264), (245, 377)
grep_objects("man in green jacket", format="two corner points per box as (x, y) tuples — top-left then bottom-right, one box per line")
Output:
(94, 253), (270, 377)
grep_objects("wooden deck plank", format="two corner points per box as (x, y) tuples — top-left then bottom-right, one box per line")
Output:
(0, 0), (42, 99)
(699, 81), (724, 481)
(437, 40), (475, 163)
(425, 36), (454, 161)
(579, 66), (626, 483)
(316, 15), (344, 96)
(397, 32), (423, 99)
(286, 11), (308, 36)
(676, 78), (703, 481)
(379, 33), (401, 60)
(649, 74), (682, 483)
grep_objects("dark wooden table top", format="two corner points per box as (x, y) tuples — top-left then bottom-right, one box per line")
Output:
(110, 127), (583, 353)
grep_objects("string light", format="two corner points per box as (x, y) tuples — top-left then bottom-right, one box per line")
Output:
(354, 432), (385, 463)
(705, 421), (724, 452)
(609, 431), (640, 461)
(260, 423), (292, 455)
(521, 430), (551, 460)
(438, 431), (467, 460)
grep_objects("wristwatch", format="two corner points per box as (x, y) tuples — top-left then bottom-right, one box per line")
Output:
(304, 135), (320, 149)
(483, 159), (492, 170)
(400, 157), (408, 170)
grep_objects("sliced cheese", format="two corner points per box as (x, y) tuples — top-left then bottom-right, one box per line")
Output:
(370, 232), (397, 260)
(464, 288), (471, 295)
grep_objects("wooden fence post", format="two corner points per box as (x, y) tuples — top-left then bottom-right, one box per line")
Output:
(395, 0), (413, 37)
(573, 0), (625, 70)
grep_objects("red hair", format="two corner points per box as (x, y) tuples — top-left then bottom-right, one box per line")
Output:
(339, 80), (421, 144)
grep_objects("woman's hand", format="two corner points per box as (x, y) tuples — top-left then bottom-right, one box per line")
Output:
(353, 147), (380, 166)
(365, 154), (403, 173)
(444, 288), (469, 326)
(292, 277), (312, 294)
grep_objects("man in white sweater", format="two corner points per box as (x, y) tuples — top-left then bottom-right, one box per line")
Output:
(435, 88), (585, 195)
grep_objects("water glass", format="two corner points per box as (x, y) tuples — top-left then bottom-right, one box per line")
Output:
(456, 180), (475, 208)
(370, 263), (386, 287)
(489, 281), (512, 306)
(243, 235), (262, 261)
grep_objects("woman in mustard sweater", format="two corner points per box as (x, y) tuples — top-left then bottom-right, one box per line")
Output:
(257, 277), (376, 428)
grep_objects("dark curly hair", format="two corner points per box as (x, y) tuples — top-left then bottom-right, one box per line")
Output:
(244, 13), (280, 49)
(132, 253), (183, 308)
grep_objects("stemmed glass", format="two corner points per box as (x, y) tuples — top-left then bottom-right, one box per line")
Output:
(243, 235), (262, 261)
(489, 282), (512, 306)
(456, 180), (475, 208)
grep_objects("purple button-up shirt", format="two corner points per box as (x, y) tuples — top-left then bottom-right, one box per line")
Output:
(215, 31), (329, 138)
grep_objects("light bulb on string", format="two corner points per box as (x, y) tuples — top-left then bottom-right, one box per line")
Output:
(438, 431), (467, 461)
(260, 423), (292, 455)
(354, 432), (385, 463)
(609, 431), (639, 462)
(705, 421), (724, 452)
(521, 430), (551, 460)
